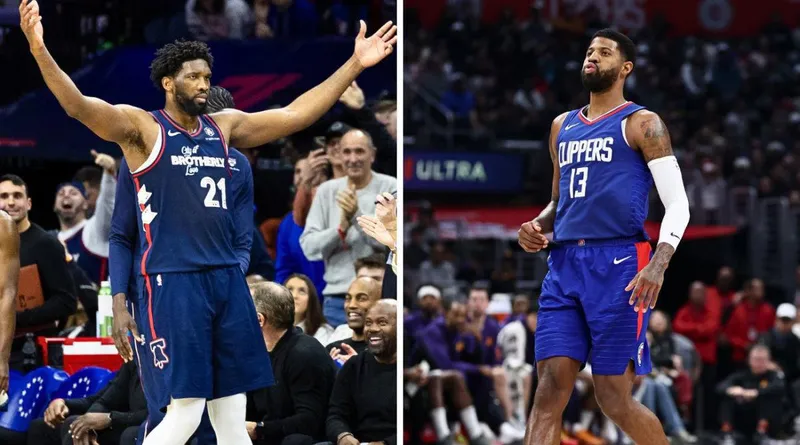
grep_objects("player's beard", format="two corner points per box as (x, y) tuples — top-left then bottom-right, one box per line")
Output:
(581, 65), (620, 93)
(175, 89), (208, 116)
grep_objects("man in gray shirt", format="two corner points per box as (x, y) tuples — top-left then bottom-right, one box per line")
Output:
(300, 129), (395, 327)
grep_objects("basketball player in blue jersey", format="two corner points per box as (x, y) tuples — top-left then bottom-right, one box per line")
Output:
(517, 29), (690, 445)
(0, 210), (19, 400)
(20, 0), (395, 443)
(109, 86), (246, 445)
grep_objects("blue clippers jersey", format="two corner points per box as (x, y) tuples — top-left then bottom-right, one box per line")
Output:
(131, 110), (238, 274)
(554, 102), (652, 242)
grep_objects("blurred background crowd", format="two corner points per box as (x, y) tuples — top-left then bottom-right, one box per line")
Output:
(0, 1), (399, 444)
(403, 0), (800, 444)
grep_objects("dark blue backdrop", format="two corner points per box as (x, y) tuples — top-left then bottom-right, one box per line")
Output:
(404, 151), (525, 193)
(0, 37), (396, 161)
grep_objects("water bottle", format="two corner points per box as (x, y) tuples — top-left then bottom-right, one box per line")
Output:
(22, 332), (37, 373)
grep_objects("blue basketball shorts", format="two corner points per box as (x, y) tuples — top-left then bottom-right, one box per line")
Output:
(535, 240), (653, 376)
(133, 266), (274, 410)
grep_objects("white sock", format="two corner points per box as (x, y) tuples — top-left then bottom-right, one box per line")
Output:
(460, 406), (482, 439)
(576, 410), (593, 432)
(141, 398), (205, 445)
(207, 393), (251, 445)
(431, 407), (450, 439)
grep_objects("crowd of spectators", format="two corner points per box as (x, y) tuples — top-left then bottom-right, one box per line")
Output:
(403, 3), (800, 445)
(0, 0), (394, 108)
(0, 4), (398, 441)
(404, 4), (800, 222)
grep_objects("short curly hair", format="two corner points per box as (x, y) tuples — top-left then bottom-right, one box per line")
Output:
(149, 40), (214, 92)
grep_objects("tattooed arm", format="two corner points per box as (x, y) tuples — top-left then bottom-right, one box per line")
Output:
(625, 110), (690, 310)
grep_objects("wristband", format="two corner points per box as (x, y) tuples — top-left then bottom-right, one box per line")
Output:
(338, 227), (348, 249)
(337, 433), (354, 445)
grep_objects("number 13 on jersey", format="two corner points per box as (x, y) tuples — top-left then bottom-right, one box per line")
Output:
(569, 167), (588, 198)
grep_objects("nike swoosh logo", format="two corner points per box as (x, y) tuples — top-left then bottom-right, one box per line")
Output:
(670, 232), (680, 239)
(167, 130), (180, 137)
(565, 123), (580, 131)
(613, 256), (632, 265)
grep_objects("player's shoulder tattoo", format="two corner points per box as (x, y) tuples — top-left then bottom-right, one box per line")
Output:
(631, 110), (672, 162)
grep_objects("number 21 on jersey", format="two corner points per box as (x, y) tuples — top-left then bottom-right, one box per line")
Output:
(201, 176), (227, 209)
(569, 167), (588, 198)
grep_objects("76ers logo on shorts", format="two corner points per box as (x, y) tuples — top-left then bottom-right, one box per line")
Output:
(150, 338), (170, 369)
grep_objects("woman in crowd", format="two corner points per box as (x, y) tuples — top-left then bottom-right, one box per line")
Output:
(285, 274), (335, 345)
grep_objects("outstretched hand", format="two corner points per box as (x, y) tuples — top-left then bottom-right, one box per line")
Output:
(353, 20), (397, 69)
(19, 0), (44, 51)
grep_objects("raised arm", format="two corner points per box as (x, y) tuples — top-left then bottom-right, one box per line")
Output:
(215, 21), (397, 149)
(625, 110), (690, 311)
(517, 112), (568, 253)
(0, 211), (19, 393)
(20, 1), (149, 155)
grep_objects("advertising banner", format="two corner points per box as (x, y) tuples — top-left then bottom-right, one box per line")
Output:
(404, 151), (525, 192)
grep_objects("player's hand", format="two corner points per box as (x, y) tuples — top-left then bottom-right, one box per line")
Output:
(353, 20), (397, 69)
(375, 192), (396, 228)
(405, 366), (427, 385)
(626, 262), (666, 312)
(0, 359), (8, 395)
(19, 0), (44, 52)
(246, 421), (258, 440)
(339, 81), (366, 110)
(91, 150), (117, 176)
(69, 413), (111, 439)
(44, 398), (69, 427)
(111, 298), (144, 363)
(518, 220), (548, 253)
(357, 215), (394, 250)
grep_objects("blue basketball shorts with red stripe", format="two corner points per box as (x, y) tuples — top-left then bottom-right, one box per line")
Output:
(134, 265), (274, 410)
(535, 239), (653, 376)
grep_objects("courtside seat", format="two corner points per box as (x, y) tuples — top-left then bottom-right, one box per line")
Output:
(0, 367), (69, 432)
(52, 366), (112, 401)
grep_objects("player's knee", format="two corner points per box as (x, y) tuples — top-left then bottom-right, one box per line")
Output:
(594, 384), (631, 420)
(441, 370), (467, 391)
(169, 398), (206, 431)
(534, 365), (573, 410)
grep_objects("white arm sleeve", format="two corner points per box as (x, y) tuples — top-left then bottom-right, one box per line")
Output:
(647, 155), (690, 250)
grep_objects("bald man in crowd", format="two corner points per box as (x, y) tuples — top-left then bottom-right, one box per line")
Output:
(300, 129), (396, 328)
(327, 300), (397, 445)
(326, 277), (383, 364)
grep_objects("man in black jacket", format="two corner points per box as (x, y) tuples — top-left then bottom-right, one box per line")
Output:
(247, 282), (336, 445)
(327, 300), (397, 445)
(760, 303), (800, 385)
(716, 344), (787, 441)
(24, 360), (146, 445)
(0, 174), (77, 371)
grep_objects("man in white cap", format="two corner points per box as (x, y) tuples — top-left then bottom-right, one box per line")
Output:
(405, 285), (442, 352)
(760, 303), (800, 392)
